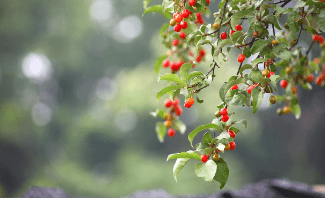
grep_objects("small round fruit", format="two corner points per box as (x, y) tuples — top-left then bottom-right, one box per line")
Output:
(262, 69), (270, 77)
(181, 9), (190, 18)
(175, 105), (183, 116)
(165, 99), (173, 108)
(220, 108), (228, 116)
(189, 0), (196, 6)
(283, 106), (291, 114)
(164, 120), (171, 128)
(170, 19), (177, 26)
(228, 130), (236, 138)
(174, 24), (181, 32)
(199, 49), (205, 57)
(221, 115), (229, 122)
(173, 98), (179, 106)
(220, 32), (227, 39)
(172, 39), (179, 46)
(180, 21), (188, 29)
(306, 74), (314, 83)
(206, 0), (210, 4)
(179, 32), (186, 39)
(196, 55), (202, 62)
(224, 143), (230, 151)
(184, 97), (195, 108)
(247, 85), (255, 94)
(272, 39), (278, 45)
(316, 77), (322, 85)
(235, 24), (242, 31)
(162, 59), (170, 68)
(212, 23), (220, 30)
(269, 95), (277, 104)
(229, 142), (236, 150)
(215, 111), (221, 117)
(238, 54), (245, 63)
(277, 108), (283, 115)
(254, 32), (258, 37)
(291, 86), (297, 94)
(230, 30), (235, 35)
(280, 80), (288, 88)
(231, 84), (238, 90)
(201, 154), (209, 163)
(213, 154), (220, 162)
(168, 128), (175, 137)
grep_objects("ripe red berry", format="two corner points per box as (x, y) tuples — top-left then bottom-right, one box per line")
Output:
(199, 49), (205, 57)
(176, 60), (184, 69)
(206, 0), (210, 5)
(172, 39), (179, 46)
(173, 98), (179, 106)
(184, 97), (195, 108)
(231, 84), (238, 90)
(229, 142), (236, 150)
(312, 34), (324, 43)
(171, 62), (180, 71)
(174, 13), (183, 23)
(174, 24), (181, 32)
(230, 30), (236, 35)
(220, 108), (228, 116)
(179, 32), (186, 39)
(306, 74), (314, 83)
(175, 105), (183, 116)
(196, 12), (202, 19)
(220, 32), (227, 39)
(189, 0), (196, 6)
(316, 77), (322, 85)
(165, 99), (173, 108)
(247, 85), (255, 94)
(228, 130), (236, 138)
(196, 55), (202, 62)
(181, 9), (190, 18)
(254, 32), (258, 37)
(201, 154), (209, 163)
(235, 24), (242, 31)
(167, 128), (175, 137)
(222, 115), (229, 122)
(162, 59), (170, 68)
(267, 71), (275, 78)
(238, 54), (245, 63)
(189, 51), (194, 56)
(280, 80), (288, 88)
(180, 21), (188, 29)
(265, 62), (269, 67)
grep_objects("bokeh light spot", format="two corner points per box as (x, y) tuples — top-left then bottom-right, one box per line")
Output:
(22, 53), (53, 82)
(32, 103), (52, 126)
(115, 109), (137, 132)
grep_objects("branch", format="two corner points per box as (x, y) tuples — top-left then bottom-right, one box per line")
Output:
(217, 0), (229, 38)
(306, 41), (315, 56)
(288, 23), (303, 50)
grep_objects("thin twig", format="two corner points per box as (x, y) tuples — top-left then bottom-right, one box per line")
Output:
(306, 41), (315, 56)
(217, 0), (229, 38)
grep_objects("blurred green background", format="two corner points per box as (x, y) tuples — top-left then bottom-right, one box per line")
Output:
(0, 0), (325, 197)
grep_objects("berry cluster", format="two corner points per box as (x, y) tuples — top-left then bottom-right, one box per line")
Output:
(215, 108), (229, 122)
(164, 98), (183, 137)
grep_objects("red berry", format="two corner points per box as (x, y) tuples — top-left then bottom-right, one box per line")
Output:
(196, 55), (202, 62)
(218, 149), (221, 152)
(181, 9), (190, 18)
(189, 0), (196, 6)
(307, 74), (314, 83)
(235, 24), (242, 31)
(184, 97), (195, 108)
(238, 54), (245, 63)
(162, 59), (170, 68)
(254, 32), (258, 37)
(170, 62), (180, 71)
(165, 99), (173, 108)
(179, 32), (186, 39)
(201, 154), (208, 163)
(230, 30), (235, 35)
(280, 80), (288, 88)
(228, 130), (236, 138)
(222, 115), (229, 122)
(196, 12), (202, 19)
(316, 77), (322, 85)
(174, 24), (181, 32)
(172, 39), (179, 46)
(320, 73), (325, 80)
(265, 62), (269, 67)
(231, 84), (238, 90)
(312, 34), (323, 43)
(319, 36), (324, 44)
(229, 142), (236, 150)
(174, 13), (183, 23)
(189, 51), (194, 56)
(220, 32), (227, 39)
(247, 85), (255, 94)
(175, 105), (183, 116)
(267, 71), (275, 78)
(206, 0), (210, 5)
(199, 49), (205, 57)
(180, 21), (188, 29)
(220, 108), (228, 116)
(196, 18), (204, 24)
(168, 128), (175, 137)
(173, 98), (179, 106)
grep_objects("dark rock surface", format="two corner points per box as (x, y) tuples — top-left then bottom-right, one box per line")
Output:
(21, 178), (325, 198)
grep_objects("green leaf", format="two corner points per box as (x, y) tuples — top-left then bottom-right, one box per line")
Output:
(229, 127), (239, 134)
(219, 82), (228, 103)
(150, 108), (165, 119)
(203, 132), (212, 144)
(196, 39), (212, 48)
(251, 39), (269, 55)
(173, 88), (181, 100)
(223, 78), (247, 102)
(232, 119), (247, 128)
(173, 158), (190, 182)
(187, 71), (204, 82)
(250, 69), (270, 86)
(293, 1), (306, 11)
(213, 158), (229, 190)
(162, 0), (174, 12)
(243, 45), (251, 58)
(231, 9), (252, 30)
(154, 54), (168, 74)
(142, 5), (163, 17)
(143, 0), (152, 9)
(239, 64), (252, 74)
(155, 122), (166, 143)
(276, 50), (291, 61)
(196, 95), (204, 104)
(167, 152), (201, 161)
(188, 124), (222, 148)
(251, 58), (266, 68)
(290, 103), (301, 119)
(230, 31), (244, 43)
(159, 73), (184, 86)
(179, 63), (193, 84)
(215, 39), (234, 55)
(287, 12), (299, 32)
(195, 160), (217, 182)
(174, 119), (187, 134)
(159, 23), (170, 37)
(156, 85), (182, 101)
(317, 9), (325, 32)
(187, 31), (200, 45)
(251, 87), (264, 113)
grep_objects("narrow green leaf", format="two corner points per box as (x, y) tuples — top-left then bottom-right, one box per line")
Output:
(232, 119), (247, 128)
(203, 132), (212, 144)
(180, 63), (194, 84)
(156, 85), (182, 101)
(251, 58), (266, 68)
(196, 95), (204, 104)
(159, 73), (184, 86)
(155, 122), (166, 143)
(215, 39), (234, 55)
(167, 152), (201, 161)
(276, 50), (291, 61)
(213, 158), (229, 190)
(187, 71), (204, 82)
(287, 12), (299, 32)
(188, 124), (222, 147)
(143, 0), (152, 9)
(239, 64), (252, 74)
(290, 103), (301, 119)
(230, 31), (244, 43)
(162, 0), (174, 12)
(223, 78), (247, 102)
(173, 158), (190, 182)
(251, 87), (264, 113)
(195, 160), (217, 182)
(229, 127), (239, 134)
(154, 54), (168, 74)
(187, 31), (200, 45)
(251, 39), (269, 54)
(231, 9), (252, 29)
(317, 10), (325, 32)
(196, 39), (212, 48)
(159, 23), (170, 37)
(142, 5), (163, 17)
(150, 108), (165, 119)
(219, 82), (228, 103)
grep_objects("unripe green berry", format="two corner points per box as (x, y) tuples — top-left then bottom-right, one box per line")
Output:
(269, 95), (277, 104)
(215, 111), (221, 117)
